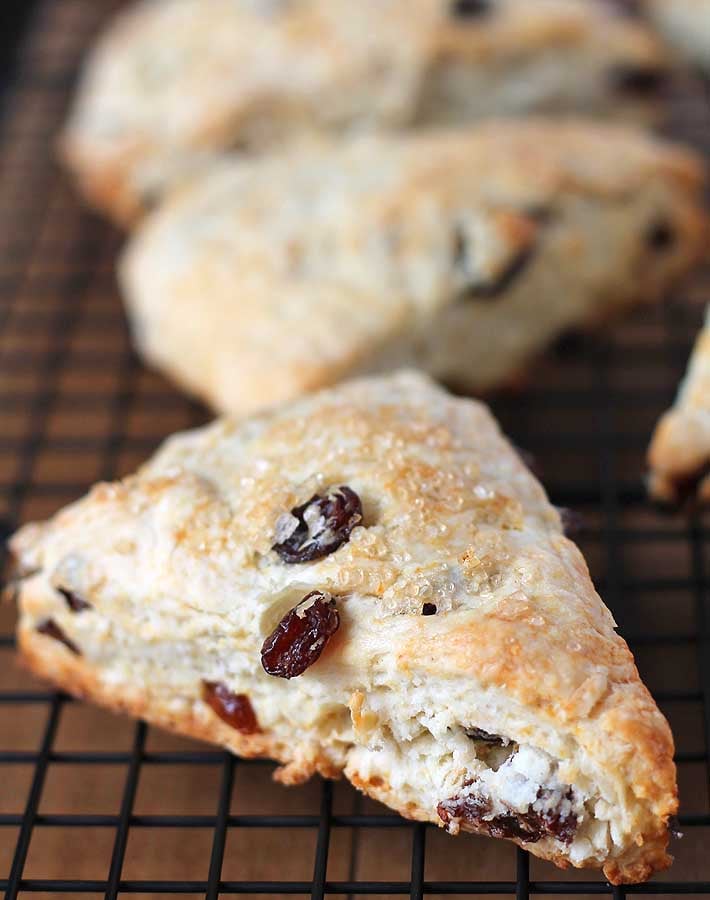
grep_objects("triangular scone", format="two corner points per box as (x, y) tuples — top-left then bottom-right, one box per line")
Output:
(60, 0), (670, 224)
(10, 371), (675, 883)
(648, 307), (710, 504)
(121, 121), (707, 417)
(644, 0), (710, 71)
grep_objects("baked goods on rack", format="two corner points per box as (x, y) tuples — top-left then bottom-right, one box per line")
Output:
(120, 120), (708, 417)
(10, 371), (677, 883)
(60, 0), (670, 224)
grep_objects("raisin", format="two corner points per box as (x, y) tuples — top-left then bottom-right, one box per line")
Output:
(261, 591), (340, 678)
(422, 603), (437, 616)
(646, 220), (676, 252)
(537, 788), (578, 844)
(556, 507), (584, 537)
(273, 486), (363, 563)
(611, 65), (667, 95)
(438, 786), (578, 845)
(202, 681), (260, 734)
(597, 0), (639, 16)
(36, 618), (80, 655)
(452, 225), (468, 270)
(467, 727), (505, 744)
(466, 245), (536, 301)
(57, 586), (92, 613)
(450, 0), (492, 18)
(437, 791), (547, 842)
(525, 205), (554, 225)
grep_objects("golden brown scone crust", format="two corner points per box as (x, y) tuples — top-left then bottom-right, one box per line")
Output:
(121, 120), (708, 417)
(11, 372), (676, 882)
(648, 306), (710, 504)
(60, 0), (669, 224)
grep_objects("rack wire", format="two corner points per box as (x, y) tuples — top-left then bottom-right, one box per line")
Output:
(0, 1), (709, 897)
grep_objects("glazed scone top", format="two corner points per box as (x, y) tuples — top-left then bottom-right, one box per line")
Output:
(13, 372), (674, 827)
(61, 0), (668, 221)
(121, 120), (706, 416)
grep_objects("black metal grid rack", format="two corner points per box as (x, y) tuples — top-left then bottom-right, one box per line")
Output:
(0, 1), (709, 897)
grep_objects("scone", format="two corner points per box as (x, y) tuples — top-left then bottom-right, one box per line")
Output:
(60, 0), (670, 224)
(9, 371), (676, 883)
(120, 121), (708, 418)
(648, 306), (710, 504)
(644, 0), (710, 70)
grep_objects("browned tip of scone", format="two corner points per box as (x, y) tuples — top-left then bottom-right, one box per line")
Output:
(648, 411), (710, 506)
(648, 309), (710, 507)
(57, 131), (143, 228)
(603, 838), (674, 886)
(401, 594), (677, 883)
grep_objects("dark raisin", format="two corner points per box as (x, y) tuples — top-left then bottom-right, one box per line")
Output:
(597, 0), (640, 16)
(556, 507), (585, 537)
(488, 812), (546, 842)
(452, 225), (468, 270)
(57, 586), (92, 613)
(467, 727), (505, 744)
(202, 681), (260, 734)
(450, 0), (492, 18)
(525, 205), (554, 225)
(422, 603), (437, 616)
(261, 591), (340, 678)
(438, 785), (578, 846)
(465, 245), (536, 301)
(610, 65), (668, 95)
(538, 788), (578, 844)
(273, 486), (363, 563)
(36, 618), (80, 655)
(646, 220), (676, 252)
(438, 791), (547, 843)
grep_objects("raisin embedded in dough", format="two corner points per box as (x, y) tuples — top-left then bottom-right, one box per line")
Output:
(261, 591), (340, 678)
(36, 618), (80, 655)
(610, 65), (668, 95)
(450, 0), (493, 18)
(273, 486), (363, 563)
(646, 220), (676, 252)
(202, 681), (260, 734)
(57, 586), (92, 612)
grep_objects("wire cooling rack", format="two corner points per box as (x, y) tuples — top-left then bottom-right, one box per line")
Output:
(0, 1), (709, 897)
